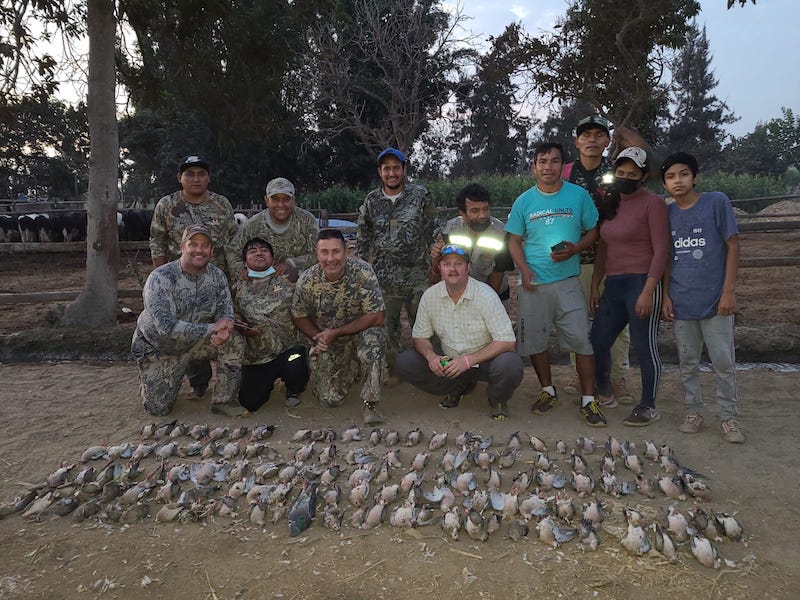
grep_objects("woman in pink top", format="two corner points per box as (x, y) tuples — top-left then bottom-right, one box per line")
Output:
(589, 147), (669, 427)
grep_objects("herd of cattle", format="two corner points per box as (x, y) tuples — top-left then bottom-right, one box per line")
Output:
(0, 209), (358, 245)
(0, 209), (155, 244)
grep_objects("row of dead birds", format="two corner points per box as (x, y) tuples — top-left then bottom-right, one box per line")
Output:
(0, 421), (744, 569)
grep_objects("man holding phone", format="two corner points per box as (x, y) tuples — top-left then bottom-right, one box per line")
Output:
(506, 142), (606, 427)
(232, 237), (309, 412)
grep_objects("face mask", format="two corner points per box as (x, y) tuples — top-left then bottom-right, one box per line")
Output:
(248, 266), (275, 279)
(468, 219), (491, 232)
(614, 177), (640, 195)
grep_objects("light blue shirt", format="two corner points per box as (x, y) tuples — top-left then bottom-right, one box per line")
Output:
(505, 182), (598, 284)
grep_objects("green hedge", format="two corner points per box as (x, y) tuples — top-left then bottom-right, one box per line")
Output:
(300, 175), (536, 215)
(299, 171), (798, 216)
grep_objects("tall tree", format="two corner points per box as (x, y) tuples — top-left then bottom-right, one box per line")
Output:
(666, 23), (736, 170)
(527, 0), (701, 133)
(59, 0), (119, 327)
(450, 23), (531, 178)
(721, 108), (800, 175)
(307, 0), (473, 158)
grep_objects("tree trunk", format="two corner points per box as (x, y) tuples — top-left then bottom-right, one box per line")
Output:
(59, 0), (119, 328)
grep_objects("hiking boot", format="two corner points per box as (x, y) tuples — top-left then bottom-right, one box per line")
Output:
(597, 393), (618, 409)
(363, 402), (385, 426)
(611, 377), (635, 405)
(623, 407), (661, 427)
(679, 412), (704, 433)
(210, 402), (248, 418)
(490, 401), (509, 422)
(439, 380), (477, 409)
(564, 374), (579, 395)
(721, 419), (745, 443)
(532, 388), (558, 415)
(285, 393), (302, 409)
(580, 400), (607, 427)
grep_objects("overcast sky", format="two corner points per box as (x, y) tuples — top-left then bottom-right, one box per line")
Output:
(454, 0), (799, 137)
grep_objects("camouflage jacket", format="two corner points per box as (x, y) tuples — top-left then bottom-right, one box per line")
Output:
(356, 183), (439, 291)
(149, 191), (237, 272)
(233, 274), (299, 365)
(131, 259), (234, 358)
(439, 216), (509, 293)
(227, 208), (318, 277)
(564, 156), (614, 264)
(292, 257), (385, 330)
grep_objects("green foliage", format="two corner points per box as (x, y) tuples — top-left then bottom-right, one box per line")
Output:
(666, 23), (737, 171)
(695, 171), (793, 201)
(530, 0), (701, 130)
(720, 108), (800, 176)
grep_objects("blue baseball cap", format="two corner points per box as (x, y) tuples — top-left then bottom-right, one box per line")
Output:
(377, 147), (408, 165)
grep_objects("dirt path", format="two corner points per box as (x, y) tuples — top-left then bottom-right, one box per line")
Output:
(0, 362), (797, 599)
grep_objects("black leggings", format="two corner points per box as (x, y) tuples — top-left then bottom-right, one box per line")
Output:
(238, 345), (310, 411)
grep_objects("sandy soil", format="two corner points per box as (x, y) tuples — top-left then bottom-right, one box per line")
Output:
(0, 362), (798, 600)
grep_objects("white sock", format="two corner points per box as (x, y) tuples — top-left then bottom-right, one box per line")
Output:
(543, 385), (556, 396)
(581, 396), (594, 408)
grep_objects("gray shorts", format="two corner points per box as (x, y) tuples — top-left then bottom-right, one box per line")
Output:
(516, 276), (593, 356)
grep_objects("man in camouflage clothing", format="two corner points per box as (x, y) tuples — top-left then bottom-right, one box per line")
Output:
(228, 177), (318, 283)
(428, 183), (512, 306)
(149, 155), (238, 398)
(292, 229), (386, 425)
(132, 224), (246, 417)
(233, 237), (309, 412)
(356, 148), (439, 373)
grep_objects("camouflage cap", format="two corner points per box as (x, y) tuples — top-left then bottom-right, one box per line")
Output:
(576, 115), (611, 137)
(181, 224), (214, 244)
(266, 177), (295, 197)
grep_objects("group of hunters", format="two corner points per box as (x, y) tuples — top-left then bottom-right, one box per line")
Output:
(132, 114), (745, 444)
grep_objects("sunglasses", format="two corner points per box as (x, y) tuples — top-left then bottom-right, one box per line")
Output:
(441, 244), (469, 258)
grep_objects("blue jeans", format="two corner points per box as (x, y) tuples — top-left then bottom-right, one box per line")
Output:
(591, 274), (662, 410)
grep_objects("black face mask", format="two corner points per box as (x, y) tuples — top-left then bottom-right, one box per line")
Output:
(614, 177), (641, 195)
(468, 219), (491, 232)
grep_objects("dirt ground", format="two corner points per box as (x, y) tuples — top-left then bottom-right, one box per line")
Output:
(0, 203), (798, 599)
(0, 362), (798, 599)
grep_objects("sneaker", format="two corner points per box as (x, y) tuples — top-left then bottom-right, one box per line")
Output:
(285, 394), (302, 409)
(564, 374), (579, 394)
(210, 403), (248, 418)
(532, 388), (558, 415)
(363, 402), (385, 426)
(597, 393), (618, 409)
(679, 412), (705, 433)
(439, 380), (477, 409)
(720, 419), (745, 443)
(611, 377), (635, 405)
(490, 402), (509, 421)
(623, 407), (661, 427)
(580, 400), (608, 427)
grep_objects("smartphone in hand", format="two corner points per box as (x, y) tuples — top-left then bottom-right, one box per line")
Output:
(550, 241), (568, 252)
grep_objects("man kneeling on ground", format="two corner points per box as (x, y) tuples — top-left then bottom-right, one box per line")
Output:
(395, 244), (523, 420)
(233, 237), (310, 412)
(291, 229), (387, 425)
(132, 224), (246, 417)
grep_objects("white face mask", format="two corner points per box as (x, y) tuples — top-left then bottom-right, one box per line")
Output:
(248, 266), (276, 279)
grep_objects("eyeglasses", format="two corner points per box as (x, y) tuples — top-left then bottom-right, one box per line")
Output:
(441, 244), (469, 258)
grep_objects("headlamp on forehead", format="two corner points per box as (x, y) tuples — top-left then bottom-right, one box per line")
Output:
(476, 236), (504, 252)
(601, 172), (615, 186)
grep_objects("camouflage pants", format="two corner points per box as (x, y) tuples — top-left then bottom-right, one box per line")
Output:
(382, 285), (423, 371)
(137, 333), (245, 416)
(312, 326), (386, 407)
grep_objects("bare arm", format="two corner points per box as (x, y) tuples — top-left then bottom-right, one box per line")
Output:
(718, 235), (739, 316)
(508, 233), (536, 291)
